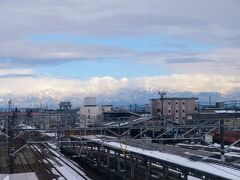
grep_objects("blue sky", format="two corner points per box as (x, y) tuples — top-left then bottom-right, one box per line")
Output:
(28, 34), (213, 52)
(35, 59), (169, 78)
(29, 33), (213, 78)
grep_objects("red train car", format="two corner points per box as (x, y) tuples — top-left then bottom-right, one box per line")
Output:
(213, 130), (240, 144)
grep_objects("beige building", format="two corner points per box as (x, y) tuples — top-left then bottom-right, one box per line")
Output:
(150, 97), (198, 124)
(79, 106), (101, 119)
(78, 97), (113, 127)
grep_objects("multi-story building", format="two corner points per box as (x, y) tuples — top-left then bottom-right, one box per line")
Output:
(150, 97), (198, 124)
(78, 97), (113, 127)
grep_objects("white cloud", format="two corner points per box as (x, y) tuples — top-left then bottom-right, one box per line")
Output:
(0, 68), (33, 76)
(138, 47), (240, 76)
(0, 74), (239, 97)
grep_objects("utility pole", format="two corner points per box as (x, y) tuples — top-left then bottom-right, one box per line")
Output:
(8, 108), (17, 174)
(6, 100), (12, 144)
(220, 119), (225, 162)
(158, 91), (166, 125)
(57, 114), (61, 149)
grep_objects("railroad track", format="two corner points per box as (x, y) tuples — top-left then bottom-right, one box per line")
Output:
(14, 140), (34, 173)
(29, 143), (90, 180)
(17, 151), (34, 173)
(13, 131), (91, 179)
(28, 144), (66, 179)
(44, 143), (90, 180)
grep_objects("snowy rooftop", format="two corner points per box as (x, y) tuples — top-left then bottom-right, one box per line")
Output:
(215, 110), (240, 114)
(82, 136), (240, 180)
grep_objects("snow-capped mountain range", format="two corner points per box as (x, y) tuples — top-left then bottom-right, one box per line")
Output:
(0, 88), (239, 108)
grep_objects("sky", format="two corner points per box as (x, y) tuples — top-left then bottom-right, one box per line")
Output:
(0, 0), (240, 100)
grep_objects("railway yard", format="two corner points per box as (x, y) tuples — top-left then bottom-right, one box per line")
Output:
(1, 127), (240, 180)
(1, 103), (240, 180)
(0, 131), (102, 180)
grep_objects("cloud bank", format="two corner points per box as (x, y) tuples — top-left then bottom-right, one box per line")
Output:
(0, 74), (239, 98)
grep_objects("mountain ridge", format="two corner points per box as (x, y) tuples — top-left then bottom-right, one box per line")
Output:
(0, 89), (239, 108)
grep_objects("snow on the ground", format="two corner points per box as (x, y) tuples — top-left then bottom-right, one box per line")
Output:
(41, 132), (56, 137)
(188, 175), (201, 180)
(2, 175), (9, 180)
(215, 110), (240, 114)
(48, 157), (86, 180)
(47, 145), (91, 180)
(18, 123), (35, 129)
(178, 142), (240, 152)
(47, 143), (58, 149)
(57, 166), (84, 180)
(229, 146), (240, 151)
(49, 148), (61, 157)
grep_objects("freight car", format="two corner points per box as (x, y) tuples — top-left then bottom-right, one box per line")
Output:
(213, 130), (240, 144)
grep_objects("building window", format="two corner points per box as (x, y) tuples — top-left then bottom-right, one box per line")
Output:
(88, 115), (90, 118)
(183, 110), (185, 113)
(183, 117), (185, 120)
(176, 101), (178, 104)
(168, 110), (171, 114)
(176, 117), (179, 119)
(195, 107), (198, 111)
(176, 110), (178, 113)
(182, 102), (185, 105)
(157, 108), (160, 112)
(88, 109), (90, 113)
(168, 101), (171, 105)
